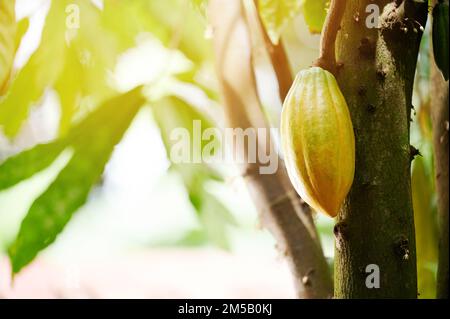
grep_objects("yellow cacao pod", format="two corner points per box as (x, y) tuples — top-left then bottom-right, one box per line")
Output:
(281, 67), (355, 218)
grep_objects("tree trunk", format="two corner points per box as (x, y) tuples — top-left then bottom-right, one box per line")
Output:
(430, 54), (449, 300)
(208, 0), (333, 298)
(334, 0), (427, 298)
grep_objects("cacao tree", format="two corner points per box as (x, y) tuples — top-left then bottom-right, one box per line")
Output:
(0, 0), (447, 299)
(332, 0), (428, 298)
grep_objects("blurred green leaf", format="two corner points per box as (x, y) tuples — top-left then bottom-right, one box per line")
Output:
(102, 0), (168, 51)
(176, 67), (220, 102)
(54, 48), (84, 134)
(146, 0), (211, 64)
(151, 96), (219, 162)
(0, 0), (66, 136)
(191, 0), (209, 18)
(152, 96), (235, 249)
(0, 0), (16, 94)
(14, 17), (29, 51)
(302, 0), (328, 34)
(412, 156), (438, 298)
(1, 0), (120, 137)
(417, 101), (433, 142)
(0, 141), (66, 191)
(103, 0), (211, 64)
(199, 192), (236, 249)
(55, 0), (119, 133)
(8, 87), (145, 274)
(153, 229), (209, 247)
(258, 0), (302, 44)
(432, 1), (449, 80)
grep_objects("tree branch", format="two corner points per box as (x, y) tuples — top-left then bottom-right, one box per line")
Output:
(252, 0), (293, 101)
(208, 0), (332, 298)
(313, 0), (347, 74)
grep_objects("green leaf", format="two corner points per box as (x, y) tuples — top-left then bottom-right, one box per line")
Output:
(151, 96), (235, 249)
(148, 0), (211, 64)
(1, 0), (121, 137)
(176, 67), (220, 102)
(8, 87), (145, 274)
(103, 0), (167, 51)
(54, 49), (84, 135)
(432, 2), (449, 80)
(0, 0), (16, 94)
(103, 0), (211, 64)
(54, 45), (116, 134)
(302, 0), (329, 34)
(0, 0), (67, 136)
(258, 0), (302, 45)
(191, 0), (209, 18)
(151, 96), (217, 156)
(412, 156), (438, 298)
(15, 17), (29, 51)
(55, 0), (118, 133)
(0, 141), (67, 191)
(154, 229), (209, 247)
(198, 192), (236, 249)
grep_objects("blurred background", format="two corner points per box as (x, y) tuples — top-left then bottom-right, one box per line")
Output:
(0, 0), (437, 298)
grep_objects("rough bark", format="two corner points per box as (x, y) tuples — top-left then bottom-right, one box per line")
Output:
(334, 0), (427, 298)
(430, 53), (449, 299)
(208, 0), (333, 298)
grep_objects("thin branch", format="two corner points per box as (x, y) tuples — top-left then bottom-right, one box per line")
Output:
(313, 0), (347, 74)
(252, 0), (293, 101)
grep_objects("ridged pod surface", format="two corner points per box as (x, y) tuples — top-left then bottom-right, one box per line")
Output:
(281, 67), (355, 218)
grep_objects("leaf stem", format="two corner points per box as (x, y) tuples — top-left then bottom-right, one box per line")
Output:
(253, 0), (293, 101)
